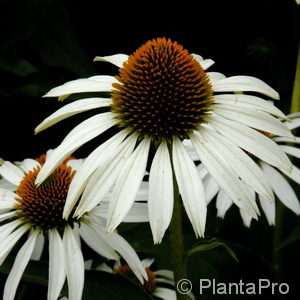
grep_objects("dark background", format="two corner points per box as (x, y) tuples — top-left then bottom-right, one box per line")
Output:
(0, 0), (300, 299)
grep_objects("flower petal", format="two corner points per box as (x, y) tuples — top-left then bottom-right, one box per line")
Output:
(48, 229), (66, 300)
(79, 223), (119, 260)
(190, 131), (258, 218)
(73, 134), (138, 218)
(107, 138), (150, 232)
(35, 98), (112, 133)
(35, 112), (117, 186)
(3, 230), (38, 300)
(0, 161), (24, 186)
(214, 104), (292, 137)
(214, 94), (288, 120)
(172, 138), (207, 238)
(148, 141), (174, 243)
(261, 162), (300, 215)
(64, 130), (128, 217)
(200, 128), (273, 202)
(94, 54), (128, 68)
(216, 190), (233, 218)
(44, 75), (117, 97)
(208, 114), (292, 172)
(153, 287), (177, 300)
(19, 159), (41, 173)
(259, 194), (276, 226)
(212, 75), (279, 99)
(279, 145), (300, 159)
(63, 226), (85, 300)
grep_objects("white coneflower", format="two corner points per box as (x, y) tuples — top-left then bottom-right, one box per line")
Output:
(0, 154), (147, 300)
(35, 37), (292, 243)
(189, 113), (300, 227)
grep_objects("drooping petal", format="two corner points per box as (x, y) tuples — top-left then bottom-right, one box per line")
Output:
(35, 112), (117, 186)
(44, 75), (117, 97)
(3, 230), (38, 300)
(279, 145), (300, 159)
(153, 287), (177, 300)
(73, 134), (138, 218)
(35, 98), (112, 133)
(190, 132), (258, 218)
(30, 232), (45, 260)
(90, 221), (148, 284)
(94, 54), (128, 68)
(202, 173), (220, 204)
(63, 226), (85, 300)
(48, 229), (66, 300)
(107, 138), (150, 233)
(148, 141), (174, 243)
(261, 162), (300, 215)
(216, 190), (233, 218)
(64, 130), (128, 217)
(208, 114), (292, 172)
(284, 118), (300, 130)
(0, 224), (31, 258)
(212, 75), (279, 99)
(214, 104), (292, 137)
(214, 94), (288, 120)
(79, 223), (119, 260)
(172, 138), (207, 238)
(0, 161), (24, 186)
(281, 165), (300, 185)
(200, 127), (273, 202)
(259, 194), (276, 226)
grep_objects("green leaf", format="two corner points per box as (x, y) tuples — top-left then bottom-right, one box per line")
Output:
(187, 238), (239, 262)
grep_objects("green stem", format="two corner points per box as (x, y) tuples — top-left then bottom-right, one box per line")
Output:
(168, 143), (188, 300)
(290, 46), (300, 113)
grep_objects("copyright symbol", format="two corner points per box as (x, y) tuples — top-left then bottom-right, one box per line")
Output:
(177, 279), (192, 294)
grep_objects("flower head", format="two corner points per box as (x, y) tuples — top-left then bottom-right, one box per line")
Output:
(0, 154), (147, 300)
(35, 38), (292, 243)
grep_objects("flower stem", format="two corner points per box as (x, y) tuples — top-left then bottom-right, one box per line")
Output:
(290, 45), (300, 113)
(168, 143), (188, 300)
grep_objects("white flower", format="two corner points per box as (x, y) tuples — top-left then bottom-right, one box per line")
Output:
(35, 37), (292, 243)
(0, 154), (148, 300)
(189, 113), (300, 227)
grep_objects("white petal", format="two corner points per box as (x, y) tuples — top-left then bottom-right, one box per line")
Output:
(0, 161), (24, 186)
(3, 230), (38, 300)
(261, 162), (300, 215)
(207, 72), (226, 82)
(64, 130), (128, 217)
(216, 190), (233, 218)
(48, 229), (66, 300)
(172, 138), (207, 238)
(200, 127), (273, 202)
(284, 118), (300, 130)
(92, 202), (149, 223)
(214, 94), (288, 120)
(44, 75), (117, 97)
(35, 98), (112, 133)
(208, 114), (292, 172)
(19, 159), (41, 173)
(153, 287), (177, 300)
(214, 104), (292, 137)
(107, 138), (150, 232)
(30, 232), (45, 260)
(73, 134), (138, 217)
(240, 209), (253, 227)
(202, 174), (220, 204)
(66, 158), (83, 171)
(148, 141), (173, 243)
(0, 211), (16, 222)
(94, 54), (128, 68)
(259, 194), (276, 226)
(0, 178), (16, 191)
(192, 54), (215, 70)
(281, 165), (300, 185)
(63, 226), (85, 300)
(190, 132), (258, 218)
(35, 112), (116, 185)
(0, 224), (31, 258)
(212, 76), (279, 99)
(90, 221), (147, 284)
(279, 145), (300, 159)
(273, 136), (300, 144)
(79, 224), (119, 260)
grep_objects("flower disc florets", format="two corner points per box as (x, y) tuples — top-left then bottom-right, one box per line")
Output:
(111, 37), (214, 141)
